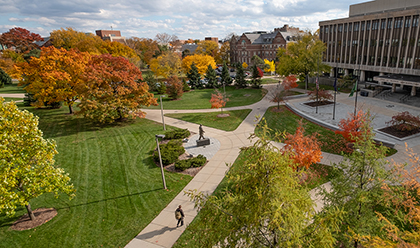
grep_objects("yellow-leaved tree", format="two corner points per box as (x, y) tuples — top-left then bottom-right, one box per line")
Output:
(264, 59), (275, 73)
(182, 54), (216, 75)
(0, 98), (75, 220)
(149, 51), (181, 78)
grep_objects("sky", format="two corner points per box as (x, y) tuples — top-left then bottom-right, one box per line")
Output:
(0, 0), (368, 40)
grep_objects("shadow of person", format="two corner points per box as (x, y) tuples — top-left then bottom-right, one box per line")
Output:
(136, 226), (178, 240)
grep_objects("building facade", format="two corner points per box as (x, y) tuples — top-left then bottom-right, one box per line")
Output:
(319, 0), (420, 96)
(95, 30), (126, 43)
(230, 25), (302, 66)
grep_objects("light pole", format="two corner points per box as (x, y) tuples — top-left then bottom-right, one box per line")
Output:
(155, 134), (167, 189)
(160, 95), (166, 131)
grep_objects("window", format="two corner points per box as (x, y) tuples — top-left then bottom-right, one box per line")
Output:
(405, 17), (411, 28)
(413, 16), (419, 27)
(388, 19), (393, 29)
(338, 24), (343, 32)
(361, 22), (365, 31)
(394, 18), (402, 28)
(354, 22), (359, 31)
(344, 23), (347, 32)
(366, 21), (370, 30)
(381, 19), (386, 29)
(349, 23), (352, 31)
(241, 40), (245, 45)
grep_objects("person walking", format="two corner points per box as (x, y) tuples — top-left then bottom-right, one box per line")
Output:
(175, 205), (185, 227)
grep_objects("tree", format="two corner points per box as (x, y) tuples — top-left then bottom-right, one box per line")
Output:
(149, 51), (181, 78)
(78, 54), (157, 123)
(210, 89), (229, 113)
(165, 75), (183, 99)
(182, 54), (216, 75)
(195, 40), (219, 58)
(269, 75), (298, 109)
(154, 33), (178, 45)
(276, 32), (329, 89)
(0, 27), (43, 53)
(204, 64), (218, 88)
(0, 98), (75, 220)
(357, 146), (420, 247)
(335, 110), (369, 143)
(219, 41), (230, 64)
(221, 62), (232, 86)
(242, 62), (248, 69)
(251, 55), (266, 69)
(16, 46), (91, 113)
(307, 89), (333, 103)
(264, 59), (275, 74)
(186, 62), (201, 89)
(50, 27), (93, 50)
(386, 111), (420, 132)
(283, 120), (322, 170)
(186, 122), (341, 247)
(99, 41), (140, 66)
(234, 63), (247, 88)
(0, 67), (12, 87)
(321, 117), (393, 247)
(250, 65), (262, 88)
(125, 37), (159, 65)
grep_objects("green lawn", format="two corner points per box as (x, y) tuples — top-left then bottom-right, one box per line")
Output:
(0, 83), (26, 94)
(2, 97), (23, 102)
(165, 109), (252, 131)
(148, 86), (266, 110)
(261, 78), (279, 84)
(0, 104), (192, 248)
(297, 81), (351, 93)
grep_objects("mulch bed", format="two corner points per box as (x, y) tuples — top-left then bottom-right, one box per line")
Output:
(217, 113), (230, 118)
(11, 208), (57, 231)
(378, 125), (420, 139)
(304, 101), (333, 107)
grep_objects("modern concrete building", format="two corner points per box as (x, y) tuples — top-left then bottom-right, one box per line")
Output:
(230, 25), (302, 66)
(319, 0), (420, 96)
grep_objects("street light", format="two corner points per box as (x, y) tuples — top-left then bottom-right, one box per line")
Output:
(160, 95), (166, 131)
(155, 134), (167, 189)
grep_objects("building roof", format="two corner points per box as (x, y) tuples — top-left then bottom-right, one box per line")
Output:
(181, 43), (198, 53)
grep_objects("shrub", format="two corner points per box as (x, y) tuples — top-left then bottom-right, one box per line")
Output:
(182, 78), (190, 92)
(175, 160), (191, 171)
(165, 129), (190, 139)
(386, 111), (420, 131)
(308, 89), (333, 102)
(166, 75), (183, 99)
(0, 67), (12, 87)
(190, 155), (207, 167)
(154, 139), (185, 165)
(156, 83), (167, 95)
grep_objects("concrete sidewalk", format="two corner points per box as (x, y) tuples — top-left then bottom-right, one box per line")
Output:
(126, 86), (420, 248)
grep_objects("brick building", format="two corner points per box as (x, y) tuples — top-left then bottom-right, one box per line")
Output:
(319, 0), (420, 96)
(95, 30), (126, 43)
(230, 25), (302, 66)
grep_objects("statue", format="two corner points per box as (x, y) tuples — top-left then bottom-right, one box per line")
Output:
(198, 124), (205, 140)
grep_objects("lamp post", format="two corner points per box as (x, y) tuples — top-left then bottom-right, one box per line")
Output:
(160, 95), (166, 131)
(155, 134), (167, 189)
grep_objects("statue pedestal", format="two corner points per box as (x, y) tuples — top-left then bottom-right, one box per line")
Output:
(196, 138), (210, 147)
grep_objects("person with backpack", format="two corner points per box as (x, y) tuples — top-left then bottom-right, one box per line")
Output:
(175, 205), (185, 227)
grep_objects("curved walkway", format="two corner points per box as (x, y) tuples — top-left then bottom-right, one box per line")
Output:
(107, 85), (418, 247)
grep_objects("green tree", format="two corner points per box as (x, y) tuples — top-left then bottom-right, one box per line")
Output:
(0, 98), (76, 220)
(276, 32), (329, 90)
(320, 116), (395, 247)
(235, 63), (247, 88)
(221, 62), (232, 86)
(186, 122), (342, 247)
(251, 65), (262, 88)
(186, 62), (201, 89)
(251, 55), (267, 69)
(204, 64), (218, 88)
(165, 75), (183, 99)
(0, 67), (12, 87)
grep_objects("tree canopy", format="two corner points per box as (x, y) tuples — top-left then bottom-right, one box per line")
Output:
(149, 51), (181, 78)
(0, 98), (75, 220)
(182, 54), (216, 75)
(0, 27), (43, 53)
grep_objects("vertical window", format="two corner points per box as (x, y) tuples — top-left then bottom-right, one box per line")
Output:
(366, 21), (370, 30)
(388, 19), (393, 29)
(361, 22), (365, 31)
(405, 17), (411, 27)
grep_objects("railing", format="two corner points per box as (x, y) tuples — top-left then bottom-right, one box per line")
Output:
(376, 89), (392, 99)
(399, 94), (411, 103)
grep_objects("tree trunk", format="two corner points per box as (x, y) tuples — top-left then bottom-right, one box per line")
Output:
(68, 104), (73, 114)
(26, 203), (36, 221)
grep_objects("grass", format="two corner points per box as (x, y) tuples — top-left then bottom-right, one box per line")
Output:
(165, 109), (252, 131)
(297, 82), (351, 93)
(0, 103), (192, 248)
(147, 86), (266, 110)
(2, 97), (23, 102)
(261, 78), (279, 84)
(0, 83), (26, 94)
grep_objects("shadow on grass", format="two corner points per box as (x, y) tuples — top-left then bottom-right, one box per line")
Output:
(56, 189), (162, 210)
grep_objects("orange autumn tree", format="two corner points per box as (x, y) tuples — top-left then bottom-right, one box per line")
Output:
(16, 46), (90, 114)
(283, 120), (322, 169)
(210, 90), (229, 113)
(166, 75), (183, 100)
(78, 54), (157, 123)
(335, 110), (369, 143)
(283, 74), (298, 90)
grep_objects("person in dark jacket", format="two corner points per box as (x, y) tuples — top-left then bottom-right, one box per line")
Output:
(176, 205), (185, 227)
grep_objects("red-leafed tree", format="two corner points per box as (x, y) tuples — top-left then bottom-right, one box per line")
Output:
(335, 110), (369, 143)
(16, 47), (90, 114)
(0, 27), (43, 53)
(210, 89), (229, 113)
(166, 75), (183, 99)
(78, 54), (157, 123)
(386, 111), (420, 132)
(283, 74), (298, 90)
(283, 120), (322, 170)
(307, 89), (333, 103)
(270, 75), (298, 109)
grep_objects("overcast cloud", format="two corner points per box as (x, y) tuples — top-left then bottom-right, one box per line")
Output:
(0, 0), (366, 40)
